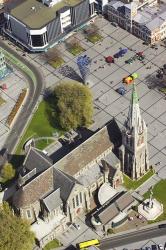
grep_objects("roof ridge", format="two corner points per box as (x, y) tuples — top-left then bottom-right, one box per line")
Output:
(52, 123), (113, 171)
(56, 168), (76, 183)
(22, 166), (53, 190)
(33, 147), (52, 165)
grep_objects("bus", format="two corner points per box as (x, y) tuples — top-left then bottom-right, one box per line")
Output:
(77, 239), (100, 249)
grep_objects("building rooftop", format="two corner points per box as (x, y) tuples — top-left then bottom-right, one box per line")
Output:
(42, 188), (62, 212)
(9, 0), (82, 29)
(13, 167), (54, 208)
(77, 163), (102, 187)
(109, 0), (166, 31)
(98, 203), (119, 224)
(98, 183), (118, 205)
(54, 123), (115, 176)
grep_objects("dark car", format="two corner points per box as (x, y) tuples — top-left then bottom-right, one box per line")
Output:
(151, 245), (158, 250)
(111, 22), (118, 27)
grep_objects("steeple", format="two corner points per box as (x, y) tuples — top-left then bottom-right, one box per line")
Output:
(126, 83), (142, 133)
(119, 83), (149, 180)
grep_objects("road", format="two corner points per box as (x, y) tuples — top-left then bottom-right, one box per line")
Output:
(0, 40), (45, 154)
(100, 226), (166, 249)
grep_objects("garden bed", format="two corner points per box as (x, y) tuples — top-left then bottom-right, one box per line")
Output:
(0, 96), (6, 106)
(6, 89), (27, 127)
(87, 33), (103, 44)
(48, 58), (64, 69)
(68, 45), (85, 56)
(43, 239), (61, 250)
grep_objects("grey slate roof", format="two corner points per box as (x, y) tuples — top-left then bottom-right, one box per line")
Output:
(53, 168), (80, 202)
(23, 147), (53, 174)
(95, 192), (135, 225)
(54, 121), (117, 176)
(13, 167), (54, 208)
(77, 163), (102, 187)
(104, 152), (120, 167)
(98, 203), (119, 224)
(116, 192), (135, 211)
(43, 188), (62, 212)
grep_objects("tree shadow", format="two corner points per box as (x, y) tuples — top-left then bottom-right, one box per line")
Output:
(43, 92), (65, 133)
(144, 74), (165, 90)
(9, 154), (25, 170)
(59, 65), (83, 82)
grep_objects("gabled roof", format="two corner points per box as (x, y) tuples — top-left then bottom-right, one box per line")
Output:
(116, 192), (135, 211)
(43, 188), (62, 212)
(54, 168), (80, 202)
(54, 121), (117, 176)
(98, 203), (119, 224)
(23, 147), (53, 174)
(13, 167), (54, 208)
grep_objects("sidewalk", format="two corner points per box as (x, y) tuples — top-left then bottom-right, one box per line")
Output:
(135, 173), (161, 195)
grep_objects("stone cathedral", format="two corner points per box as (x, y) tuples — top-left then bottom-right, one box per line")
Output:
(119, 84), (149, 180)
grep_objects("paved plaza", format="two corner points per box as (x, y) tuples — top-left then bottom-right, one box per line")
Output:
(1, 17), (166, 179)
(0, 68), (28, 148)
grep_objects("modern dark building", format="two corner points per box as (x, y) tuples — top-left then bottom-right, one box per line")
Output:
(3, 0), (97, 51)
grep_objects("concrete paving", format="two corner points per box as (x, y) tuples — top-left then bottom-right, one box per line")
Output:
(1, 16), (166, 178)
(0, 68), (28, 149)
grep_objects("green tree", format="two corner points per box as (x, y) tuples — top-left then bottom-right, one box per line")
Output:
(0, 163), (15, 182)
(0, 202), (35, 250)
(54, 82), (93, 131)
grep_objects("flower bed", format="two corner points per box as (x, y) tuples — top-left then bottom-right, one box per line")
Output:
(0, 97), (6, 106)
(7, 89), (27, 127)
(87, 33), (103, 44)
(68, 45), (85, 56)
(48, 58), (64, 69)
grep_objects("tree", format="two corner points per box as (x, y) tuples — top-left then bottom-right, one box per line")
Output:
(66, 37), (80, 49)
(84, 23), (99, 36)
(45, 47), (62, 61)
(0, 163), (15, 182)
(0, 202), (35, 250)
(54, 82), (93, 131)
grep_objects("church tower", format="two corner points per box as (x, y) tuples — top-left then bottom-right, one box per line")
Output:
(119, 84), (149, 180)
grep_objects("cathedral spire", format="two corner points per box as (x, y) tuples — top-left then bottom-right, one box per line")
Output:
(127, 83), (142, 132)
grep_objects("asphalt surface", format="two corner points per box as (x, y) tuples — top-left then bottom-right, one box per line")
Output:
(100, 226), (166, 249)
(0, 40), (45, 155)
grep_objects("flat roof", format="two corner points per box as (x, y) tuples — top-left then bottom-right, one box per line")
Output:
(10, 0), (82, 29)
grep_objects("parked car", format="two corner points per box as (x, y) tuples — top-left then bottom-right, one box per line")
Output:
(152, 245), (158, 250)
(111, 22), (118, 27)
(116, 86), (126, 96)
(125, 58), (133, 64)
(158, 244), (164, 250)
(159, 88), (166, 94)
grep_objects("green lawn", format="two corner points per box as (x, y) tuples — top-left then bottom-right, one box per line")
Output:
(0, 96), (5, 106)
(43, 239), (61, 250)
(16, 99), (63, 154)
(87, 33), (103, 44)
(48, 58), (65, 69)
(143, 180), (166, 223)
(123, 169), (154, 190)
(68, 45), (85, 56)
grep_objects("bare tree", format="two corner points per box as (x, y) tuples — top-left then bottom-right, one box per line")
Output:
(66, 36), (80, 49)
(45, 47), (62, 61)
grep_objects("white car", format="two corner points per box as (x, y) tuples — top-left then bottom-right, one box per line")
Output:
(158, 244), (164, 250)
